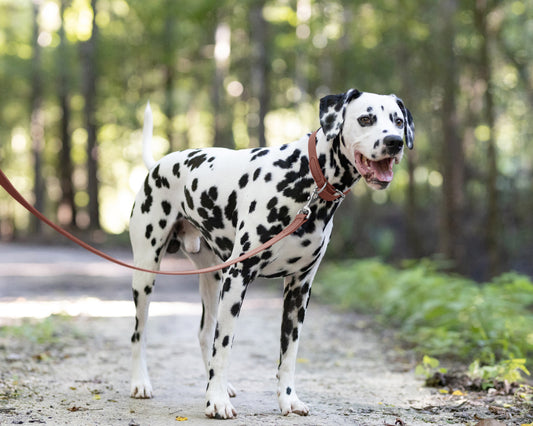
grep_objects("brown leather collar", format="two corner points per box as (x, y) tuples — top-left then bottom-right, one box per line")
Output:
(308, 130), (350, 202)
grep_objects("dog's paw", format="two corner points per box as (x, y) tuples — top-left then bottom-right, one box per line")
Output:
(227, 382), (237, 398)
(130, 381), (153, 399)
(278, 392), (309, 416)
(205, 392), (237, 419)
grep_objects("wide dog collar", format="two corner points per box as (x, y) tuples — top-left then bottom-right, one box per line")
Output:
(307, 130), (351, 202)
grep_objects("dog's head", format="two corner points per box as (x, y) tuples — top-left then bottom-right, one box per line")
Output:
(320, 89), (414, 190)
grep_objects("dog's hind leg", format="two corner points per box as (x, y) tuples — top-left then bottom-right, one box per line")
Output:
(276, 268), (318, 416)
(129, 192), (175, 399)
(130, 268), (156, 398)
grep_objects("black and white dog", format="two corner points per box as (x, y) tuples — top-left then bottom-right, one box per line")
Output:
(129, 89), (414, 418)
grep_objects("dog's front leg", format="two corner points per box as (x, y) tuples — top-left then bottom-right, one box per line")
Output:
(204, 263), (255, 419)
(277, 272), (316, 416)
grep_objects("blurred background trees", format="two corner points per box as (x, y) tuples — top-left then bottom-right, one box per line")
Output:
(0, 0), (532, 280)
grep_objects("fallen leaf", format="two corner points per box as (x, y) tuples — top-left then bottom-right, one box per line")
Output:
(439, 389), (449, 394)
(93, 394), (101, 400)
(175, 416), (188, 421)
(452, 390), (465, 396)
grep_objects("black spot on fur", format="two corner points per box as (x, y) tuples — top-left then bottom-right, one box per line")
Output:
(191, 178), (198, 191)
(209, 369), (214, 379)
(215, 237), (233, 255)
(152, 165), (170, 188)
(298, 307), (306, 323)
(264, 173), (272, 182)
(256, 224), (283, 244)
(185, 188), (194, 210)
(231, 302), (241, 317)
(287, 257), (301, 264)
(250, 148), (269, 161)
(249, 200), (257, 213)
(253, 167), (261, 181)
(208, 186), (218, 201)
(222, 335), (230, 347)
(161, 200), (171, 215)
(224, 191), (238, 226)
(141, 177), (153, 214)
(184, 152), (208, 170)
(145, 224), (153, 239)
(267, 197), (278, 210)
(159, 219), (167, 229)
(286, 386), (292, 395)
(144, 285), (152, 295)
(132, 289), (139, 307)
(273, 149), (301, 169)
(200, 302), (205, 330)
(239, 174), (249, 189)
(172, 163), (181, 178)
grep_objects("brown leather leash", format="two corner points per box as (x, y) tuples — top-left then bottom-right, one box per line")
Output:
(0, 130), (348, 276)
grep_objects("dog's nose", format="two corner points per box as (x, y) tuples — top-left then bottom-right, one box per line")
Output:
(383, 135), (403, 153)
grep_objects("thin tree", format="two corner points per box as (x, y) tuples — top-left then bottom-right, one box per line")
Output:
(474, 0), (502, 276)
(58, 0), (76, 228)
(440, 0), (466, 271)
(30, 0), (44, 235)
(81, 0), (100, 230)
(249, 0), (269, 148)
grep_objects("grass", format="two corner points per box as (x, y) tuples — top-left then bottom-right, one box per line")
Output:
(315, 258), (533, 373)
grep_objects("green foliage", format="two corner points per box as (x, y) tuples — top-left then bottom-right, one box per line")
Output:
(315, 259), (533, 368)
(415, 355), (447, 379)
(0, 314), (79, 345)
(468, 358), (530, 386)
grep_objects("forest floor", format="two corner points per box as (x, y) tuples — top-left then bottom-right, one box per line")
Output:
(0, 243), (530, 425)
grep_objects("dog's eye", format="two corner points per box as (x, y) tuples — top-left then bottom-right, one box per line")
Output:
(395, 118), (404, 127)
(358, 116), (372, 126)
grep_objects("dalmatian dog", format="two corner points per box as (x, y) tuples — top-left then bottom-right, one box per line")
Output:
(129, 89), (414, 419)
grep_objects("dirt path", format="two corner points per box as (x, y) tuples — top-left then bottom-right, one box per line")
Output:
(0, 243), (527, 425)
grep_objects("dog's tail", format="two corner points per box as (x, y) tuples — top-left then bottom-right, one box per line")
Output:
(142, 101), (156, 170)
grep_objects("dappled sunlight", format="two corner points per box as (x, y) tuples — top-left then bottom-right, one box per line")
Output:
(0, 298), (200, 320)
(0, 296), (281, 322)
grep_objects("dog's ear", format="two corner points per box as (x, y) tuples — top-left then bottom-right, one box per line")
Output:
(393, 96), (415, 150)
(319, 89), (362, 140)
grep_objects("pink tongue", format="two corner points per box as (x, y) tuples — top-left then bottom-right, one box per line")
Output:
(371, 159), (393, 182)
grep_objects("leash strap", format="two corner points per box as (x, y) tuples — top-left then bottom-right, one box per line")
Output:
(0, 169), (308, 276)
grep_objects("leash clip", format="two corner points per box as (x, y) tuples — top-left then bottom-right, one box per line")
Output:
(298, 183), (326, 219)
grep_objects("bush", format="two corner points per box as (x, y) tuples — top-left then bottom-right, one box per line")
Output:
(315, 259), (533, 367)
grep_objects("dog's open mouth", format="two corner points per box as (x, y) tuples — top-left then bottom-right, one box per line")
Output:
(354, 152), (397, 185)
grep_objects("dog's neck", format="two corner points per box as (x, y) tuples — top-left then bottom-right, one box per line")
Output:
(312, 129), (361, 194)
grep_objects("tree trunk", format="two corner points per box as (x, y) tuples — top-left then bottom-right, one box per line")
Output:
(475, 0), (502, 276)
(81, 0), (100, 230)
(213, 19), (232, 148)
(163, 1), (176, 151)
(440, 0), (465, 271)
(249, 0), (268, 148)
(58, 0), (76, 228)
(30, 0), (44, 235)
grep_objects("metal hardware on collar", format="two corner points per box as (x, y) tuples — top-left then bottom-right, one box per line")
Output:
(297, 183), (325, 219)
